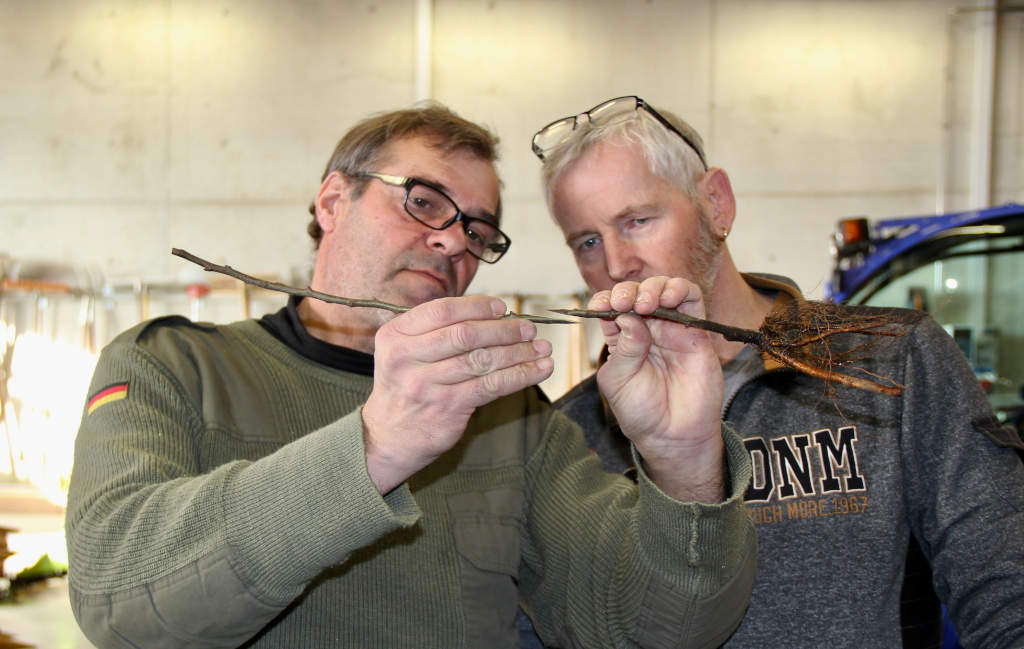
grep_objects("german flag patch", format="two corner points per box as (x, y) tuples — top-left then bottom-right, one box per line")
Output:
(87, 383), (129, 415)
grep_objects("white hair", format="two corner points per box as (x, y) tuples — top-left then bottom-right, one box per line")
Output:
(540, 105), (707, 209)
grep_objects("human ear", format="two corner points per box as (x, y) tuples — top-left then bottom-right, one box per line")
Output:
(699, 168), (736, 236)
(315, 171), (350, 235)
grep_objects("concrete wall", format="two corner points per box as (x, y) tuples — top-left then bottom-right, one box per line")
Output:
(2, 0), (1022, 398)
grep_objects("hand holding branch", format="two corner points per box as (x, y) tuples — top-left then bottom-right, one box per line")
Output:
(362, 296), (554, 494)
(592, 277), (725, 503)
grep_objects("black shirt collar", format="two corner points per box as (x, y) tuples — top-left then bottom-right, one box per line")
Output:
(258, 295), (374, 376)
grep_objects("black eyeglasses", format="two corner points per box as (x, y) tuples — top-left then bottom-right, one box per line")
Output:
(531, 95), (707, 170)
(353, 172), (511, 263)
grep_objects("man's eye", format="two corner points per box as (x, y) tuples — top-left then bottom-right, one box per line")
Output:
(577, 237), (599, 251)
(464, 226), (483, 243)
(410, 196), (433, 210)
(630, 217), (650, 226)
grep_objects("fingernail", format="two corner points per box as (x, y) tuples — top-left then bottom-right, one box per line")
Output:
(491, 299), (507, 317)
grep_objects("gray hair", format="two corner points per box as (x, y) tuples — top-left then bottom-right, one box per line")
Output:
(540, 105), (707, 208)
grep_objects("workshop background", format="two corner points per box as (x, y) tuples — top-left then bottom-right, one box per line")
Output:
(0, 1), (1022, 647)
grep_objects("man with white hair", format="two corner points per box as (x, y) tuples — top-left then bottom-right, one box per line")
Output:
(530, 95), (1024, 648)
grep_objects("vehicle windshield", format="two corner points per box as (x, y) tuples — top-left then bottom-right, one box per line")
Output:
(849, 231), (1024, 434)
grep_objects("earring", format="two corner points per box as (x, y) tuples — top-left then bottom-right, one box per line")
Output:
(721, 228), (729, 240)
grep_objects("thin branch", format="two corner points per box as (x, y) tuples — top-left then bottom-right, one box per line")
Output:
(173, 248), (912, 396)
(172, 248), (409, 312)
(171, 248), (573, 324)
(549, 308), (765, 346)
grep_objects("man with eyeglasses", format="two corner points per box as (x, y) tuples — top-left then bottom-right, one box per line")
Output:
(526, 96), (1024, 648)
(65, 103), (756, 649)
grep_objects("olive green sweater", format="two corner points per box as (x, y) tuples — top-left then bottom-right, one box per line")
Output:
(66, 316), (755, 648)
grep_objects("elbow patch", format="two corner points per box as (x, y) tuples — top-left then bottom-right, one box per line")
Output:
(71, 550), (282, 649)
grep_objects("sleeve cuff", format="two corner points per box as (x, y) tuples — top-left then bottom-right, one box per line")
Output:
(222, 408), (422, 602)
(631, 423), (753, 574)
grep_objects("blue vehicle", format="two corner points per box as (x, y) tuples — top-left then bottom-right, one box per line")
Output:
(827, 202), (1024, 436)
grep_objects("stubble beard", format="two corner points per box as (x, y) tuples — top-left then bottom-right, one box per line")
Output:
(688, 204), (725, 316)
(384, 250), (460, 306)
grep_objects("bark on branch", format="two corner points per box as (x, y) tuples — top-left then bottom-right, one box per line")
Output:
(171, 248), (572, 324)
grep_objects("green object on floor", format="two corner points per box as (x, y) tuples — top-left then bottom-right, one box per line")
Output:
(13, 554), (67, 583)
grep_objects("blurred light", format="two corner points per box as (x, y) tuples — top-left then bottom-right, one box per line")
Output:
(945, 278), (959, 290)
(6, 332), (98, 507)
(4, 530), (68, 578)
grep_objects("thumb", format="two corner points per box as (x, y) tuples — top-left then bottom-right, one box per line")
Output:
(602, 315), (651, 385)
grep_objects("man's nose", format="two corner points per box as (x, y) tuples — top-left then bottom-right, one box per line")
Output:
(425, 223), (470, 258)
(604, 238), (642, 282)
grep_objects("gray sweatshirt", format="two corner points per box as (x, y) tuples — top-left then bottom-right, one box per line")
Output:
(554, 274), (1024, 649)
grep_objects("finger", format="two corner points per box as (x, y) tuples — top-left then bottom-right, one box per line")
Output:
(634, 276), (670, 315)
(391, 295), (507, 337)
(464, 356), (555, 407)
(599, 314), (652, 385)
(432, 338), (553, 384)
(587, 291), (622, 341)
(608, 281), (641, 314)
(410, 317), (539, 363)
(612, 314), (652, 358)
(659, 277), (706, 318)
(587, 290), (612, 312)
